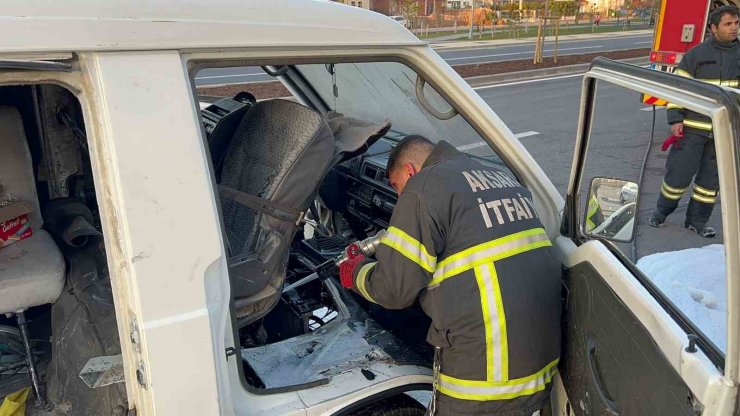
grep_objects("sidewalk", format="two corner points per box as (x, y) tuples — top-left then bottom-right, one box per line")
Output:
(430, 28), (653, 50)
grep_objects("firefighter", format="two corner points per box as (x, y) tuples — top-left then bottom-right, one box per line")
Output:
(585, 191), (604, 233)
(649, 5), (740, 238)
(339, 135), (561, 416)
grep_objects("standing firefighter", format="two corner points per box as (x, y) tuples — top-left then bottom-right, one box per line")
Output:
(650, 5), (740, 237)
(339, 136), (562, 416)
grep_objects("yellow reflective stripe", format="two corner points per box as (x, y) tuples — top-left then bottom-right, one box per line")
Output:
(662, 181), (686, 194)
(430, 228), (551, 287)
(586, 217), (596, 231)
(666, 103), (683, 110)
(355, 262), (378, 304)
(683, 119), (713, 130)
(381, 226), (436, 273)
(694, 185), (717, 197)
(690, 79), (740, 87)
(675, 68), (693, 78)
(672, 73), (739, 88)
(476, 265), (496, 382)
(661, 187), (683, 200)
(438, 359), (559, 401)
(475, 264), (508, 383)
(691, 193), (716, 204)
(587, 195), (599, 218)
(489, 264), (508, 382)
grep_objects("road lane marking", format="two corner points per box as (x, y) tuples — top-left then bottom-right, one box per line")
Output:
(144, 308), (209, 330)
(456, 142), (488, 151)
(457, 131), (540, 151)
(634, 41), (652, 44)
(473, 73), (584, 90)
(514, 131), (539, 138)
(195, 73), (265, 80)
(445, 45), (603, 62)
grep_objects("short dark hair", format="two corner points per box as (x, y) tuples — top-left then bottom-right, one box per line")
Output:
(387, 134), (434, 176)
(709, 4), (739, 27)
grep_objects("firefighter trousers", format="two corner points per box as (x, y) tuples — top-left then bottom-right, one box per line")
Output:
(656, 132), (719, 227)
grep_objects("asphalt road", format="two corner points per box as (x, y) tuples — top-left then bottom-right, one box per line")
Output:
(475, 73), (723, 258)
(194, 33), (652, 86)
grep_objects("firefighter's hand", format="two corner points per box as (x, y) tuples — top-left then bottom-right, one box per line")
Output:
(670, 122), (684, 137)
(339, 255), (365, 289)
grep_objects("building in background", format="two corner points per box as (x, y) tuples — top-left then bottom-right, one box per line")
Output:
(333, 0), (371, 9)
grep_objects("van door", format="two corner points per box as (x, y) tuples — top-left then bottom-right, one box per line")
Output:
(557, 58), (740, 415)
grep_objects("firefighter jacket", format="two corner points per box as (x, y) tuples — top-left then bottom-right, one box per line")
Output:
(351, 141), (562, 415)
(667, 36), (740, 136)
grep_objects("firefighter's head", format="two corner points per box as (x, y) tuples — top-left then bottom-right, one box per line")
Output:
(387, 134), (434, 195)
(710, 4), (739, 43)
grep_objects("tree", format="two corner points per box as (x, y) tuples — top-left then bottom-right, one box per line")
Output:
(397, 0), (420, 28)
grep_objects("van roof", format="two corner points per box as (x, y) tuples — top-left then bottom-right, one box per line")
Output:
(0, 0), (424, 54)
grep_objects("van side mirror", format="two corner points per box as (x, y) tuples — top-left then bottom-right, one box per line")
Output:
(583, 177), (639, 243)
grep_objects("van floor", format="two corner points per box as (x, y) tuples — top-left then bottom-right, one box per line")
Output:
(0, 305), (52, 399)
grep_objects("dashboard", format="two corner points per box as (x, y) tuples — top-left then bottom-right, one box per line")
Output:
(331, 138), (398, 230)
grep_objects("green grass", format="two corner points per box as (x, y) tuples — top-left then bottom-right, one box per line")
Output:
(416, 30), (462, 39)
(418, 22), (647, 42)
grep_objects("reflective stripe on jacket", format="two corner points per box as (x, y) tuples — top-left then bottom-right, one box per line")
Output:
(667, 36), (740, 135)
(352, 141), (562, 414)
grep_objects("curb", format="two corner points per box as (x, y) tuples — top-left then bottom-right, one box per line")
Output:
(464, 57), (649, 87)
(431, 29), (652, 50)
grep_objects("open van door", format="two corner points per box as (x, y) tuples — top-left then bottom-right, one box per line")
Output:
(556, 58), (740, 415)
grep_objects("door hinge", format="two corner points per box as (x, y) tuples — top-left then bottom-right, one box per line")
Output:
(129, 319), (141, 353)
(225, 346), (237, 360)
(136, 361), (147, 389)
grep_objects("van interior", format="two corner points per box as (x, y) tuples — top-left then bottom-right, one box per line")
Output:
(1, 59), (510, 413)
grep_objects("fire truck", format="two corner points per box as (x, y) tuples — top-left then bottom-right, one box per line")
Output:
(643, 0), (740, 105)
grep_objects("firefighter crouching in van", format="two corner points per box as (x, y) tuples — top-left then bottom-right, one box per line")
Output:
(649, 5), (740, 238)
(339, 135), (562, 416)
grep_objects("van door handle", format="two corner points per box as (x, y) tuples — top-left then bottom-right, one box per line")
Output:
(587, 339), (619, 415)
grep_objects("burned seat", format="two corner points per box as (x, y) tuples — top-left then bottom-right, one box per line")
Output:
(219, 99), (336, 324)
(218, 99), (390, 325)
(0, 106), (65, 404)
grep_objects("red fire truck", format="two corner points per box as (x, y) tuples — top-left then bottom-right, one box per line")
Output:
(643, 0), (739, 105)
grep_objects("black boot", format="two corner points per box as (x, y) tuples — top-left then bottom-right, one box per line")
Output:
(685, 223), (717, 238)
(649, 212), (666, 228)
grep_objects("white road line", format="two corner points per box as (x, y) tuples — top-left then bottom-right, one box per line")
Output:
(473, 73), (584, 90)
(143, 308), (209, 330)
(445, 45), (602, 62)
(457, 131), (539, 151)
(640, 106), (666, 111)
(195, 73), (264, 80)
(514, 131), (539, 138)
(456, 142), (488, 151)
(634, 41), (653, 44)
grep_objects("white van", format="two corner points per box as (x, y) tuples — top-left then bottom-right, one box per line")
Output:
(0, 0), (739, 415)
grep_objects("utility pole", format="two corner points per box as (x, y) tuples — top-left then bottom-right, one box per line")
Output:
(468, 0), (475, 39)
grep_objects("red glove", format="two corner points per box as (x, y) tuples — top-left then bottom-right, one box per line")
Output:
(339, 255), (365, 289)
(661, 134), (682, 151)
(339, 243), (366, 289)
